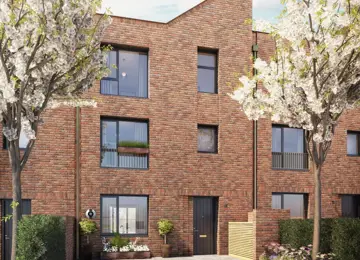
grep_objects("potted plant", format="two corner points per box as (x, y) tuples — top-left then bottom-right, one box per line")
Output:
(157, 219), (174, 258)
(101, 235), (151, 260)
(117, 141), (149, 154)
(79, 218), (98, 260)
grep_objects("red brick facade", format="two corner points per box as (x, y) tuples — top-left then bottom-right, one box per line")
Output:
(0, 0), (360, 259)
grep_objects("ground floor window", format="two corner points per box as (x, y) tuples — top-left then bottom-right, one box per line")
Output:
(341, 195), (360, 218)
(272, 193), (308, 218)
(101, 195), (148, 236)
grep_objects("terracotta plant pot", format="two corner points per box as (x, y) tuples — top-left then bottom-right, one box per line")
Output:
(134, 251), (151, 259)
(161, 244), (172, 258)
(117, 147), (149, 154)
(101, 251), (150, 260)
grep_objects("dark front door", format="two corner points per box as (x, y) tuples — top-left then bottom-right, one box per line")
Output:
(193, 197), (218, 255)
(2, 200), (31, 260)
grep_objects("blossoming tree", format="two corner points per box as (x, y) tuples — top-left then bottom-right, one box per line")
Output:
(231, 0), (360, 258)
(0, 0), (111, 259)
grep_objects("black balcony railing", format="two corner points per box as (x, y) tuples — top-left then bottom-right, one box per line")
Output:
(272, 152), (309, 170)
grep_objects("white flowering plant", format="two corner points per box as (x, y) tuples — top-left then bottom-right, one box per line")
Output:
(0, 0), (111, 259)
(102, 237), (150, 253)
(259, 243), (335, 260)
(231, 0), (360, 258)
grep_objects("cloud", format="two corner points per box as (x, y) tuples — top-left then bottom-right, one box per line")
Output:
(99, 0), (204, 23)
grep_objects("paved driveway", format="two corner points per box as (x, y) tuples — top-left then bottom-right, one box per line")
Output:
(151, 255), (239, 260)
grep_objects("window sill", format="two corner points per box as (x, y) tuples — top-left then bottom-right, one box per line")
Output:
(101, 233), (148, 238)
(100, 166), (149, 170)
(272, 168), (309, 172)
(198, 151), (218, 154)
(347, 154), (360, 157)
(100, 93), (149, 99)
(198, 91), (218, 95)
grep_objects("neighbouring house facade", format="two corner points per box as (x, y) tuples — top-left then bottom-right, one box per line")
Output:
(1, 0), (360, 259)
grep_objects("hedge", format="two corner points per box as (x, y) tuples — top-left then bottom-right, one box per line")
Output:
(279, 218), (360, 260)
(17, 215), (65, 260)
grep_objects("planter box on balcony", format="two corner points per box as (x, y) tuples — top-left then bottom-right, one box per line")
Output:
(117, 147), (149, 154)
(101, 251), (150, 260)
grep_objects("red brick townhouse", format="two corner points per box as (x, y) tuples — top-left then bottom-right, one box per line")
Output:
(1, 0), (360, 259)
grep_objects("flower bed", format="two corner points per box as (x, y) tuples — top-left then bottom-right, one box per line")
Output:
(101, 237), (150, 260)
(260, 242), (335, 260)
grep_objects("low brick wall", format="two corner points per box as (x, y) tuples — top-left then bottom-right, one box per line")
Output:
(251, 209), (290, 259)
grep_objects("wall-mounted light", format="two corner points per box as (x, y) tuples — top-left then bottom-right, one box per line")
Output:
(121, 72), (127, 77)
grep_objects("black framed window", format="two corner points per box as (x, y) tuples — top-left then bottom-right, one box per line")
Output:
(272, 193), (308, 218)
(272, 125), (308, 169)
(101, 49), (148, 98)
(341, 195), (360, 218)
(198, 50), (217, 93)
(101, 119), (149, 169)
(3, 130), (29, 149)
(198, 125), (218, 153)
(101, 195), (148, 236)
(347, 131), (360, 156)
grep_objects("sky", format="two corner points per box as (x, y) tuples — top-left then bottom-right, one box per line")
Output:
(100, 0), (284, 24)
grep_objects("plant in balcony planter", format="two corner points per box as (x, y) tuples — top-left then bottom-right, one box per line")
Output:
(79, 218), (97, 260)
(117, 141), (149, 154)
(157, 219), (174, 258)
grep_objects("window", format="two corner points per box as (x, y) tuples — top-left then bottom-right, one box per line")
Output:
(198, 51), (217, 93)
(101, 119), (149, 169)
(198, 125), (218, 153)
(341, 195), (360, 218)
(347, 131), (360, 156)
(101, 49), (148, 98)
(272, 193), (308, 218)
(272, 125), (308, 169)
(3, 130), (29, 149)
(101, 195), (148, 235)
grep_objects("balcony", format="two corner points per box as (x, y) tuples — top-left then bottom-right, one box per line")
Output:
(272, 152), (309, 170)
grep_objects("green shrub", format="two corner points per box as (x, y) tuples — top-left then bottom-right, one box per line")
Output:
(118, 141), (149, 148)
(79, 218), (97, 235)
(17, 215), (65, 260)
(110, 233), (130, 251)
(157, 219), (174, 244)
(332, 218), (360, 260)
(279, 218), (360, 260)
(279, 218), (333, 253)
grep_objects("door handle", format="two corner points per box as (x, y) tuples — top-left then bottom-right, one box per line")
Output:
(5, 235), (10, 240)
(194, 229), (198, 232)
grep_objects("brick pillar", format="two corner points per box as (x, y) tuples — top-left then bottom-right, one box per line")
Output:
(251, 209), (290, 259)
(65, 216), (75, 260)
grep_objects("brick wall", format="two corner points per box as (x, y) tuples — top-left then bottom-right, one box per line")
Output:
(0, 0), (359, 259)
(251, 209), (290, 259)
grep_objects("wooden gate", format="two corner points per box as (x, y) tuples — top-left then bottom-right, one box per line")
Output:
(228, 222), (254, 260)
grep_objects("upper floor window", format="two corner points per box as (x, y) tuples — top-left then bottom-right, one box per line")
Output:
(272, 193), (308, 218)
(101, 118), (149, 169)
(272, 125), (308, 170)
(3, 130), (29, 149)
(341, 195), (360, 218)
(101, 195), (148, 235)
(198, 125), (218, 153)
(198, 50), (217, 93)
(347, 131), (360, 156)
(101, 49), (148, 98)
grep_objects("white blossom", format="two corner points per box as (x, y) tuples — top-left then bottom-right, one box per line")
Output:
(0, 0), (111, 143)
(231, 0), (360, 144)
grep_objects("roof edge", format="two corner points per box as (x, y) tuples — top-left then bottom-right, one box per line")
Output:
(97, 0), (209, 25)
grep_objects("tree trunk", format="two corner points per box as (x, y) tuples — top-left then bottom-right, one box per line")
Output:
(312, 162), (322, 260)
(9, 143), (22, 260)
